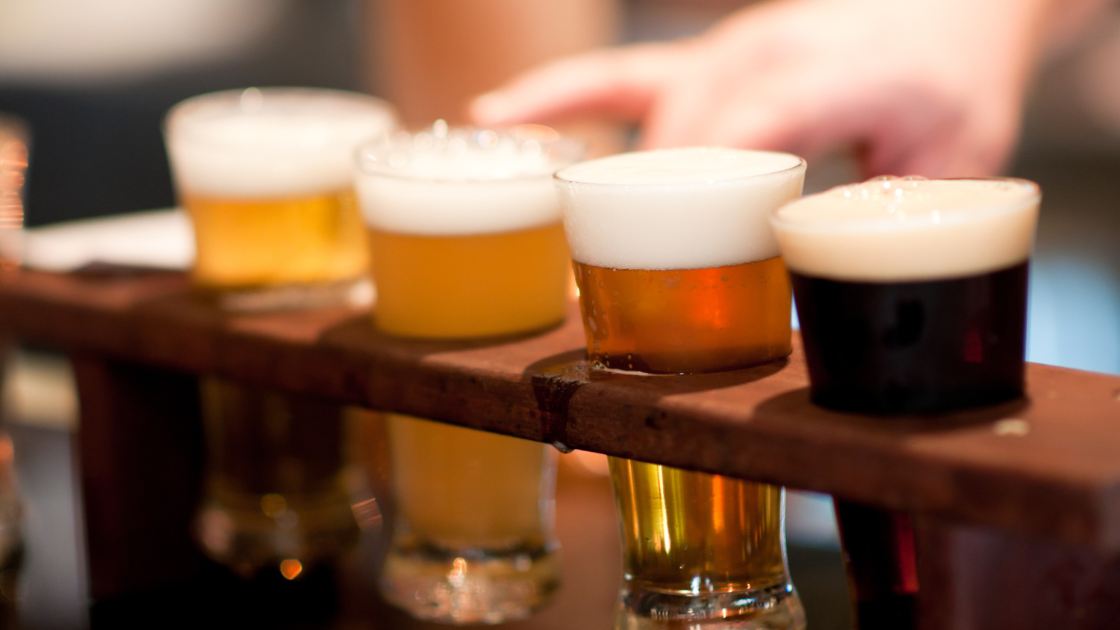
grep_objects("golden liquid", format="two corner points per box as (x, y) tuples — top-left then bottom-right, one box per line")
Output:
(610, 459), (786, 594)
(372, 221), (570, 547)
(369, 222), (570, 338)
(184, 189), (369, 289)
(186, 189), (369, 569)
(389, 418), (553, 547)
(573, 257), (792, 374)
(574, 257), (793, 600)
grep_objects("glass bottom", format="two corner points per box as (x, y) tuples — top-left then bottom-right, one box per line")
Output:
(209, 276), (374, 312)
(195, 489), (359, 577)
(616, 581), (806, 630)
(380, 539), (561, 624)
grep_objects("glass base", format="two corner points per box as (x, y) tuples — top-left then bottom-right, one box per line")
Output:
(616, 581), (806, 630)
(212, 277), (374, 312)
(195, 492), (359, 577)
(380, 541), (561, 624)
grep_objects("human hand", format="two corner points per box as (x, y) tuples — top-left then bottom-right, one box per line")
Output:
(471, 0), (1050, 178)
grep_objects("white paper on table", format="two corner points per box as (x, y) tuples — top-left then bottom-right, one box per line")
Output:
(20, 208), (194, 272)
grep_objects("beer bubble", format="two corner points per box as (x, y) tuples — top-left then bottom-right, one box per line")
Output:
(413, 132), (434, 152)
(238, 87), (263, 113)
(477, 129), (499, 149)
(993, 419), (1030, 436)
(447, 136), (468, 157)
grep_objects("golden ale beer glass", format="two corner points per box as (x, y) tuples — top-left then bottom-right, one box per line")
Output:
(164, 88), (396, 576)
(354, 125), (581, 623)
(166, 87), (396, 310)
(555, 147), (807, 630)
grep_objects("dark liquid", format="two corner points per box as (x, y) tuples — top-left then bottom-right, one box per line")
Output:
(791, 262), (1028, 414)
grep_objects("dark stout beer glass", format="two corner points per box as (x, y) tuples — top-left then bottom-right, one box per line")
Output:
(771, 176), (1040, 630)
(556, 147), (807, 630)
(771, 176), (1040, 414)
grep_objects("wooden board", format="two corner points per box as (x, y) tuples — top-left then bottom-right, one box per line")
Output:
(2, 268), (1120, 549)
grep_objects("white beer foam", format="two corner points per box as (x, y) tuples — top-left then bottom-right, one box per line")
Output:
(355, 126), (581, 236)
(555, 148), (805, 270)
(166, 88), (397, 198)
(771, 177), (1040, 282)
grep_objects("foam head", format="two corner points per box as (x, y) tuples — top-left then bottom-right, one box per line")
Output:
(554, 147), (805, 270)
(771, 177), (1040, 282)
(166, 88), (397, 198)
(354, 124), (583, 236)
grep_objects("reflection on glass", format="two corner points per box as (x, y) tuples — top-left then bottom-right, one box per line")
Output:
(195, 378), (358, 576)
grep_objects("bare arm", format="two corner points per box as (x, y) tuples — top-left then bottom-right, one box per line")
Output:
(471, 0), (1113, 177)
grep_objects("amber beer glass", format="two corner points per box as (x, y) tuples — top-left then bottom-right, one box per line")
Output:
(354, 125), (581, 623)
(164, 88), (396, 576)
(555, 147), (807, 630)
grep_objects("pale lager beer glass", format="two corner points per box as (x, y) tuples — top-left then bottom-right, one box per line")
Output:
(354, 124), (581, 623)
(164, 88), (396, 576)
(166, 87), (396, 310)
(555, 147), (807, 630)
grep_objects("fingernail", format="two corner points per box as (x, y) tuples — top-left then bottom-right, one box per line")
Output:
(471, 92), (512, 124)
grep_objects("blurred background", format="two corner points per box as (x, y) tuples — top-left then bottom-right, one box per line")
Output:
(0, 0), (1117, 627)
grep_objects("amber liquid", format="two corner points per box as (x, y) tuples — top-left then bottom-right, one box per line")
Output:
(573, 257), (792, 374)
(611, 459), (786, 593)
(369, 222), (570, 338)
(185, 189), (369, 289)
(575, 257), (797, 625)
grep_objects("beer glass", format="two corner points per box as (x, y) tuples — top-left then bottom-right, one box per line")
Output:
(771, 176), (1040, 630)
(165, 88), (397, 576)
(165, 87), (396, 310)
(555, 147), (807, 630)
(770, 176), (1040, 414)
(354, 124), (582, 623)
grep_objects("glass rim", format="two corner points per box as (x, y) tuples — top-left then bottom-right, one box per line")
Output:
(164, 86), (397, 141)
(552, 147), (807, 188)
(355, 123), (586, 185)
(771, 176), (1041, 232)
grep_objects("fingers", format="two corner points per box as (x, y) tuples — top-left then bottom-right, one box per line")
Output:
(470, 43), (684, 127)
